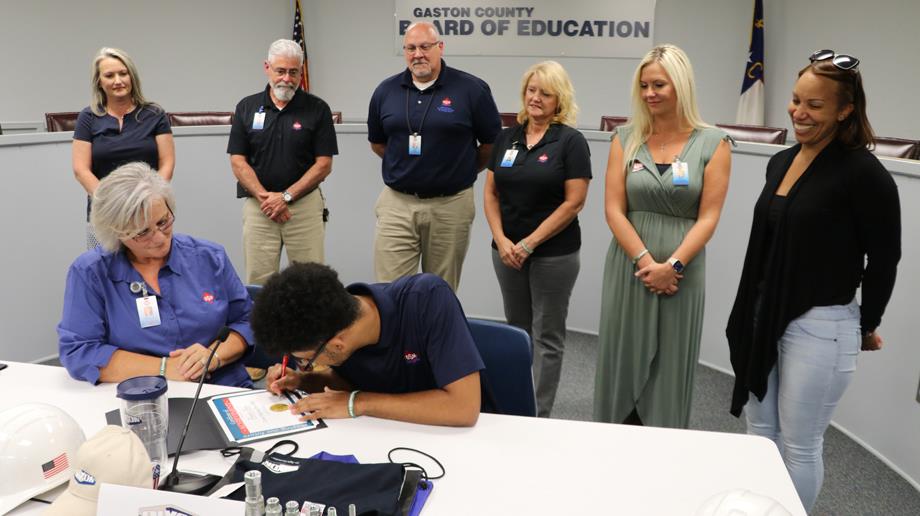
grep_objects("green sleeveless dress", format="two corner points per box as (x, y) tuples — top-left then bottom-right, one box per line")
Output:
(593, 125), (727, 428)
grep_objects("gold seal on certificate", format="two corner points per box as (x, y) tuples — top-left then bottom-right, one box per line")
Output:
(270, 403), (289, 412)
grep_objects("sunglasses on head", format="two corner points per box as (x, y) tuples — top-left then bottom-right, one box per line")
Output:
(809, 49), (859, 71)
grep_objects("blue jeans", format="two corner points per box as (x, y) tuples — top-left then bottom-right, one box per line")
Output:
(745, 299), (860, 512)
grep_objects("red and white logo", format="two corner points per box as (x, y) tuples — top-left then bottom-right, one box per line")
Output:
(202, 292), (215, 304)
(292, 121), (302, 130)
(403, 352), (420, 364)
(441, 97), (452, 106)
(538, 153), (549, 163)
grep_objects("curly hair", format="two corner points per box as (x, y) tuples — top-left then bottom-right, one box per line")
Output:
(251, 262), (360, 356)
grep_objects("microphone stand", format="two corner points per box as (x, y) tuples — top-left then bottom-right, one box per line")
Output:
(159, 326), (231, 495)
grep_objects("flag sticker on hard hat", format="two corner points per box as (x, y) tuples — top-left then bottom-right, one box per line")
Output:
(41, 453), (69, 479)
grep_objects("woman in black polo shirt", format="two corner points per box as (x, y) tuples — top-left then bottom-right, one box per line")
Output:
(483, 61), (591, 417)
(72, 47), (174, 249)
(726, 50), (900, 511)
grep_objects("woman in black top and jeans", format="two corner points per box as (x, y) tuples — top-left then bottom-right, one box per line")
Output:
(726, 51), (900, 512)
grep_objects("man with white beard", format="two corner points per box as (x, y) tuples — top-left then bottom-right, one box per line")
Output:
(228, 39), (338, 287)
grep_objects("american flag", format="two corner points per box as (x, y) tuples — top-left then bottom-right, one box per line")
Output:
(41, 453), (69, 479)
(292, 0), (310, 91)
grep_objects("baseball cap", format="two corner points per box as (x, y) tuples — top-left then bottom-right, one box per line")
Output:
(44, 425), (153, 516)
(0, 403), (86, 515)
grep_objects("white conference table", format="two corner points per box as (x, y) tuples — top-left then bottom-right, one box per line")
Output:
(3, 362), (805, 515)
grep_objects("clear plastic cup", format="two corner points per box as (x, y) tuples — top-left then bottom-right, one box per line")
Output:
(116, 375), (168, 488)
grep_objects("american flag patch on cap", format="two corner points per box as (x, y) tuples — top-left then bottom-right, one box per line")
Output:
(41, 453), (69, 479)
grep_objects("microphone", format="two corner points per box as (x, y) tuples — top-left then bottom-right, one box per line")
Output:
(159, 326), (232, 494)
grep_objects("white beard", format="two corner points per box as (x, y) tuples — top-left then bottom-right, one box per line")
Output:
(273, 84), (295, 101)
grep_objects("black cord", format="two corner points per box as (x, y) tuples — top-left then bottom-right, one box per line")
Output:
(387, 447), (445, 480)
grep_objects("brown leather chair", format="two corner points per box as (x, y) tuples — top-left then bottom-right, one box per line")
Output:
(167, 111), (233, 127)
(715, 123), (787, 145)
(599, 116), (629, 132)
(45, 112), (80, 132)
(499, 112), (519, 128)
(871, 137), (920, 160)
(331, 111), (343, 124)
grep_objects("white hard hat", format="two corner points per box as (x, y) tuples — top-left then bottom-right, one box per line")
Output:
(0, 403), (86, 514)
(696, 488), (795, 516)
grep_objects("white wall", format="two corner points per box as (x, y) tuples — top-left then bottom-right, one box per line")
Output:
(2, 1), (918, 138)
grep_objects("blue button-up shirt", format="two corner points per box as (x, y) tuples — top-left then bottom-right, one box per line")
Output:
(57, 234), (254, 387)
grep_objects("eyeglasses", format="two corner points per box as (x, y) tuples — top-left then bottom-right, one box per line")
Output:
(403, 41), (441, 54)
(131, 208), (175, 243)
(809, 49), (859, 71)
(271, 66), (302, 78)
(294, 340), (329, 372)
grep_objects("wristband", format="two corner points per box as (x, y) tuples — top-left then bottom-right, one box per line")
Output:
(632, 248), (649, 265)
(348, 390), (361, 418)
(159, 356), (167, 377)
(518, 240), (534, 255)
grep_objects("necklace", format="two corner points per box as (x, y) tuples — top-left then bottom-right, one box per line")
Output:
(655, 132), (675, 155)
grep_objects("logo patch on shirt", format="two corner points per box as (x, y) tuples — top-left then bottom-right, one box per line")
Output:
(293, 121), (302, 130)
(631, 161), (645, 172)
(538, 153), (549, 163)
(403, 352), (420, 364)
(202, 292), (215, 304)
(437, 97), (454, 113)
(74, 469), (96, 486)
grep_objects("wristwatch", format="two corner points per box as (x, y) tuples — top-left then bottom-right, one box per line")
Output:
(667, 257), (684, 274)
(282, 191), (293, 203)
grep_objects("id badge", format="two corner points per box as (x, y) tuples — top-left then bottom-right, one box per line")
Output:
(136, 296), (161, 328)
(672, 160), (689, 186)
(252, 111), (265, 130)
(408, 134), (422, 156)
(500, 149), (518, 167)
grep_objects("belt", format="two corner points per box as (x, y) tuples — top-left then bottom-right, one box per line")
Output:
(391, 186), (467, 199)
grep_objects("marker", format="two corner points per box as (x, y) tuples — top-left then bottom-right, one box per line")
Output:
(281, 355), (289, 380)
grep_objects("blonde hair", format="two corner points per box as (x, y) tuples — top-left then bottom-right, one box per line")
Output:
(517, 61), (579, 127)
(91, 162), (176, 252)
(90, 47), (158, 117)
(622, 44), (710, 165)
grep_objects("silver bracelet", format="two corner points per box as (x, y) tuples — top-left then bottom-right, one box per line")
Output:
(632, 248), (649, 265)
(159, 356), (167, 377)
(518, 240), (534, 255)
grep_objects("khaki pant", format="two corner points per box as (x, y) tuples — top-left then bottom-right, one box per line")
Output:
(242, 189), (325, 285)
(373, 186), (474, 291)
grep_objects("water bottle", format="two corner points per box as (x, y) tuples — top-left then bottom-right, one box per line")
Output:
(116, 375), (168, 489)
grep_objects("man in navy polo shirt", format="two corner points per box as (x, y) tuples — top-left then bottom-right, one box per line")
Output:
(252, 262), (484, 427)
(367, 22), (501, 291)
(228, 39), (338, 286)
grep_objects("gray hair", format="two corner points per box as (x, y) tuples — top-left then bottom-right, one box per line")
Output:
(267, 39), (304, 66)
(90, 47), (154, 117)
(405, 21), (441, 39)
(90, 162), (176, 252)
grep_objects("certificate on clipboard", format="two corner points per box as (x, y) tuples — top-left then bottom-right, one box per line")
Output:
(207, 389), (323, 444)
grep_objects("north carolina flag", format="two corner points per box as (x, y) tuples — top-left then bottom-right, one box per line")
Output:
(736, 0), (764, 124)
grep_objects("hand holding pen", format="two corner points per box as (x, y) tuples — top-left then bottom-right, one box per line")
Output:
(266, 356), (300, 395)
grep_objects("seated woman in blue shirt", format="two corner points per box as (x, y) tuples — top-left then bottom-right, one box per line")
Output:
(57, 162), (254, 387)
(72, 47), (175, 249)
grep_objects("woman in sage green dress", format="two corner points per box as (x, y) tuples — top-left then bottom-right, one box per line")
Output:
(593, 44), (732, 428)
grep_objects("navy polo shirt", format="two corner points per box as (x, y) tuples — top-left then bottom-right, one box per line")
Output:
(489, 123), (592, 256)
(227, 86), (338, 197)
(73, 105), (171, 180)
(332, 274), (484, 394)
(367, 61), (501, 195)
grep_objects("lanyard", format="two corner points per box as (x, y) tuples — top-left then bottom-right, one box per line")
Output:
(405, 87), (436, 136)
